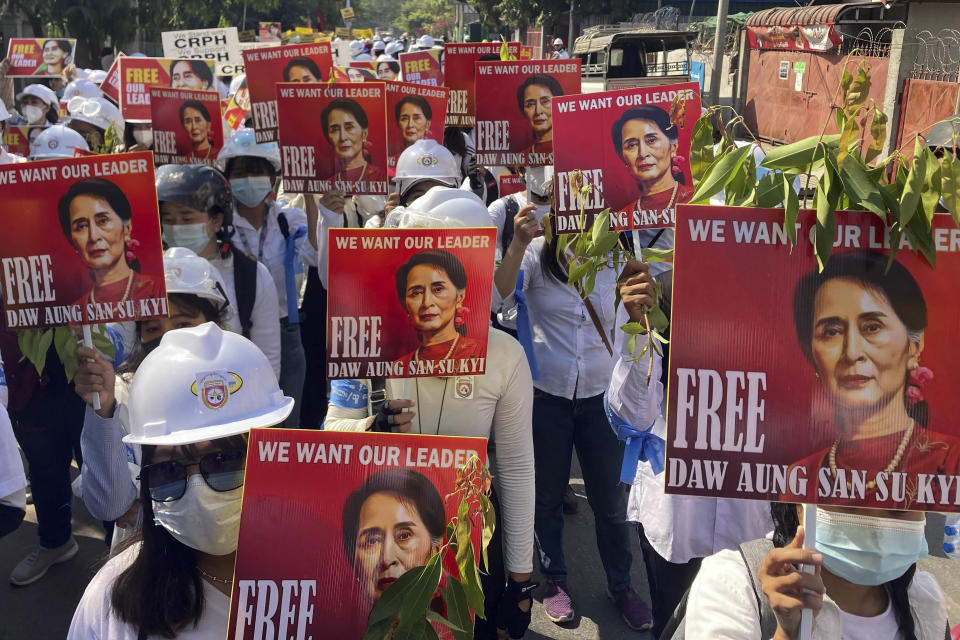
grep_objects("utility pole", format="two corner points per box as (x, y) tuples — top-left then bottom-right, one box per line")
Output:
(709, 0), (729, 105)
(568, 0), (574, 51)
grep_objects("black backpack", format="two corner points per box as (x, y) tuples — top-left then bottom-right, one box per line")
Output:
(501, 195), (521, 255)
(232, 211), (291, 337)
(660, 539), (778, 640)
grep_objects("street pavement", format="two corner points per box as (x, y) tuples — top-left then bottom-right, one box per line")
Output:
(0, 459), (956, 640)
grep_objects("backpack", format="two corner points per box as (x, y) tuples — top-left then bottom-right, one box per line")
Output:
(232, 250), (259, 339)
(660, 539), (778, 640)
(501, 195), (521, 256)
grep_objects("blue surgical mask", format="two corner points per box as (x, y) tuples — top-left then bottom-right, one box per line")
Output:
(815, 508), (928, 586)
(163, 223), (211, 254)
(230, 176), (272, 208)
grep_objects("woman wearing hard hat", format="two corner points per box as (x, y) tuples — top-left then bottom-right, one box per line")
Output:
(68, 322), (293, 638)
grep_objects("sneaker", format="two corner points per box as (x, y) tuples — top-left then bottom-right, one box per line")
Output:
(10, 537), (79, 586)
(542, 580), (574, 624)
(608, 586), (653, 631)
(562, 484), (578, 515)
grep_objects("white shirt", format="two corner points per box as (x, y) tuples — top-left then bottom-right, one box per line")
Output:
(685, 548), (947, 639)
(551, 49), (570, 59)
(232, 201), (317, 319)
(0, 403), (26, 509)
(209, 253), (282, 377)
(487, 192), (551, 260)
(608, 304), (772, 563)
(68, 545), (229, 639)
(501, 236), (616, 399)
(324, 329), (536, 574)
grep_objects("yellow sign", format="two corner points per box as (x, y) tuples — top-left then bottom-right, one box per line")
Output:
(353, 28), (373, 40)
(295, 27), (314, 35)
(341, 7), (355, 20)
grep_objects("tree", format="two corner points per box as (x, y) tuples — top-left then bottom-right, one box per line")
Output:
(395, 0), (454, 38)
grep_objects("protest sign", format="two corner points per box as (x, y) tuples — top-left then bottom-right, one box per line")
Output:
(665, 205), (960, 513)
(238, 29), (256, 42)
(243, 42), (334, 143)
(1, 126), (40, 158)
(443, 42), (520, 127)
(340, 6), (356, 20)
(326, 228), (495, 379)
(149, 88), (223, 166)
(161, 27), (243, 76)
(499, 174), (525, 197)
(5, 38), (77, 77)
(353, 28), (375, 40)
(385, 81), (448, 171)
(551, 82), (699, 233)
(223, 78), (250, 131)
(118, 57), (217, 122)
(474, 60), (581, 167)
(229, 429), (485, 639)
(100, 52), (125, 104)
(0, 152), (167, 328)
(335, 27), (351, 39)
(276, 82), (388, 195)
(259, 22), (282, 43)
(399, 50), (443, 86)
(332, 65), (375, 82)
(520, 46), (534, 60)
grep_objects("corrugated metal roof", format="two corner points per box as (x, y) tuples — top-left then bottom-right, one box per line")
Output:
(746, 2), (879, 27)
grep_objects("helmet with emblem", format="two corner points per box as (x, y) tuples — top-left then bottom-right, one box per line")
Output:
(393, 139), (460, 202)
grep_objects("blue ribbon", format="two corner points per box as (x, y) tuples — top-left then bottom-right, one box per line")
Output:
(284, 225), (308, 323)
(513, 269), (539, 380)
(605, 396), (665, 482)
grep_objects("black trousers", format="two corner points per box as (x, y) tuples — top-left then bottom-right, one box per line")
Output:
(298, 267), (327, 428)
(474, 490), (506, 640)
(637, 523), (703, 640)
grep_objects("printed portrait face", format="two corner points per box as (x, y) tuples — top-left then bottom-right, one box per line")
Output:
(398, 102), (429, 145)
(327, 108), (366, 164)
(43, 40), (67, 66)
(287, 64), (319, 83)
(182, 106), (211, 149)
(403, 264), (462, 335)
(522, 83), (554, 137)
(620, 118), (676, 184)
(68, 194), (130, 271)
(170, 61), (209, 91)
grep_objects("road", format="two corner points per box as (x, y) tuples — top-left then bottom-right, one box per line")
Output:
(0, 458), (956, 639)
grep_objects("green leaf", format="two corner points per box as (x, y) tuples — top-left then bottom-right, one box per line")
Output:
(583, 268), (598, 298)
(814, 168), (837, 271)
(886, 224), (902, 272)
(783, 173), (800, 249)
(647, 305), (669, 332)
(627, 333), (637, 356)
(843, 63), (871, 117)
(53, 327), (80, 382)
(839, 156), (886, 219)
(690, 114), (715, 183)
(906, 214), (937, 267)
(440, 578), (473, 640)
(591, 209), (610, 245)
(394, 553), (444, 640)
(640, 247), (674, 262)
(840, 67), (853, 95)
(836, 114), (859, 167)
(651, 331), (670, 344)
(941, 154), (960, 225)
(620, 321), (647, 335)
(586, 231), (620, 257)
(365, 561), (433, 631)
(760, 134), (841, 171)
(898, 137), (926, 227)
(690, 145), (753, 204)
(919, 146), (941, 224)
(757, 171), (785, 207)
(17, 329), (53, 377)
(728, 152), (757, 206)
(456, 537), (484, 618)
(479, 494), (495, 572)
(91, 324), (116, 361)
(865, 109), (887, 165)
(424, 609), (467, 634)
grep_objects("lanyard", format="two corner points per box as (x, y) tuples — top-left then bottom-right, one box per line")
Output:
(238, 215), (270, 262)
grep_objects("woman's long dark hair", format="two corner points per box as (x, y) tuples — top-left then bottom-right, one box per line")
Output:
(770, 502), (919, 640)
(540, 225), (569, 285)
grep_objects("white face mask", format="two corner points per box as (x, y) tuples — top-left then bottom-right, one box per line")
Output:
(153, 475), (242, 556)
(132, 129), (153, 147)
(22, 105), (46, 125)
(163, 222), (212, 254)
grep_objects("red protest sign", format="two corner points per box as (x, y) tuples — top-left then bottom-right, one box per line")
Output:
(1, 126), (39, 158)
(229, 429), (485, 639)
(276, 82), (388, 195)
(326, 228), (495, 379)
(118, 57), (216, 122)
(149, 88), (224, 166)
(551, 82), (699, 234)
(443, 42), (520, 127)
(474, 60), (580, 167)
(101, 52), (125, 104)
(385, 81), (448, 172)
(519, 46), (534, 60)
(259, 21), (282, 43)
(666, 205), (960, 512)
(499, 174), (525, 197)
(0, 152), (167, 328)
(243, 43), (334, 142)
(332, 65), (376, 82)
(5, 38), (77, 78)
(399, 50), (443, 86)
(223, 79), (250, 131)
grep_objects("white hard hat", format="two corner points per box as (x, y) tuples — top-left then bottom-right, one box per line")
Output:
(384, 36), (394, 43)
(385, 186), (493, 229)
(415, 34), (435, 50)
(217, 128), (282, 173)
(553, 37), (564, 46)
(124, 322), (293, 446)
(525, 165), (554, 198)
(63, 79), (101, 103)
(373, 40), (385, 51)
(67, 96), (125, 133)
(228, 74), (246, 97)
(163, 247), (230, 309)
(87, 69), (107, 85)
(376, 54), (398, 64)
(0, 101), (10, 122)
(16, 83), (59, 108)
(30, 124), (90, 159)
(395, 139), (460, 196)
(349, 40), (363, 54)
(385, 41), (404, 57)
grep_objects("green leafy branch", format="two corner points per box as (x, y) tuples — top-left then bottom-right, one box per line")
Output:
(17, 325), (115, 381)
(363, 455), (495, 640)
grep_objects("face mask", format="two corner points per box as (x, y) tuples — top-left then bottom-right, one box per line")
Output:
(141, 337), (162, 355)
(55, 88), (65, 99)
(132, 129), (153, 147)
(163, 222), (211, 254)
(153, 474), (242, 556)
(22, 105), (45, 125)
(815, 508), (928, 586)
(230, 176), (272, 208)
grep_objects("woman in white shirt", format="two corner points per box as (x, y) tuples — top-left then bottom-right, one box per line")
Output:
(495, 208), (650, 631)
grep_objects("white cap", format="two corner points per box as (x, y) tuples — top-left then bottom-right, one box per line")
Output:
(395, 139), (460, 196)
(525, 165), (554, 198)
(163, 247), (230, 309)
(377, 54), (398, 64)
(349, 40), (363, 54)
(16, 84), (59, 108)
(217, 128), (282, 173)
(385, 41), (404, 57)
(87, 70), (107, 85)
(124, 322), (293, 446)
(415, 34), (435, 50)
(385, 186), (493, 229)
(553, 38), (564, 46)
(30, 124), (90, 159)
(67, 96), (125, 133)
(63, 79), (101, 103)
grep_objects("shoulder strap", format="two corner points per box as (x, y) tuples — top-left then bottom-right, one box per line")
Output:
(659, 586), (691, 640)
(502, 195), (519, 254)
(738, 539), (778, 640)
(232, 251), (258, 339)
(277, 210), (290, 239)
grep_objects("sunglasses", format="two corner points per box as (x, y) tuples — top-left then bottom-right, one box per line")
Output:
(141, 448), (246, 502)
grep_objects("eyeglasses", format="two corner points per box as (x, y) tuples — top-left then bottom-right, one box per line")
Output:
(140, 448), (246, 502)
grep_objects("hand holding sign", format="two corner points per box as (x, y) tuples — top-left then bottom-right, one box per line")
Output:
(758, 525), (824, 640)
(617, 260), (655, 323)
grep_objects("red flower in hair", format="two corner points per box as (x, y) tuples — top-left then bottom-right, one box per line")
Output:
(671, 155), (686, 176)
(455, 306), (470, 328)
(125, 238), (140, 264)
(906, 365), (933, 406)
